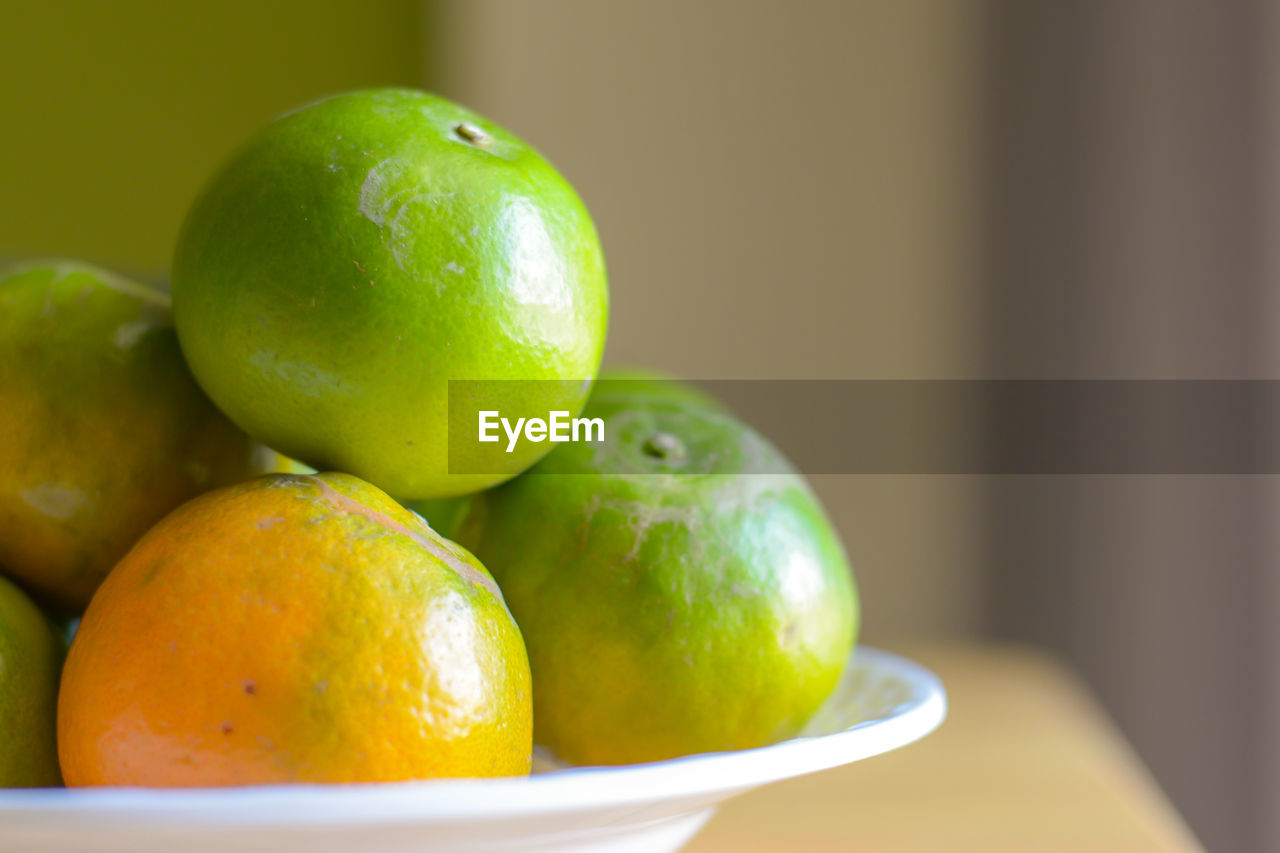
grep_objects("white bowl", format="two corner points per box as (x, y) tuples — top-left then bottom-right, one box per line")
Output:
(0, 646), (944, 853)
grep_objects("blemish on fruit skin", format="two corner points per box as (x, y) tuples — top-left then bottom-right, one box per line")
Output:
(111, 319), (151, 350)
(19, 483), (86, 521)
(256, 516), (284, 530)
(303, 476), (505, 605)
(243, 680), (257, 696)
(358, 158), (400, 227)
(220, 721), (234, 735)
(358, 157), (463, 275)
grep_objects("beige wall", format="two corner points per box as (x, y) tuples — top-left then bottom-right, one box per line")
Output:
(984, 4), (1268, 851)
(431, 0), (991, 638)
(434, 8), (1273, 848)
(1263, 6), (1280, 850)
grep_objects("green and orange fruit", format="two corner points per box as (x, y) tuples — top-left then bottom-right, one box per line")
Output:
(59, 472), (531, 786)
(0, 261), (261, 612)
(456, 378), (858, 765)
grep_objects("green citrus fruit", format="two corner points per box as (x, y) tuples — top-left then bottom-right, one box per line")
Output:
(455, 378), (858, 765)
(0, 261), (261, 612)
(0, 573), (63, 787)
(172, 88), (609, 500)
(403, 496), (472, 541)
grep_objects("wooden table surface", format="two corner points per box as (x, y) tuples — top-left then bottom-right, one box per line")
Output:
(685, 644), (1204, 853)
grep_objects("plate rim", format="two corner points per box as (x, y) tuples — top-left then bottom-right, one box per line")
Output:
(0, 646), (946, 826)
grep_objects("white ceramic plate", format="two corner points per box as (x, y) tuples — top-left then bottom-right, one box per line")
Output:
(0, 646), (944, 853)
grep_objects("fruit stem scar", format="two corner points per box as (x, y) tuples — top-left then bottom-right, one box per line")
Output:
(454, 123), (491, 146)
(642, 432), (685, 462)
(303, 476), (504, 603)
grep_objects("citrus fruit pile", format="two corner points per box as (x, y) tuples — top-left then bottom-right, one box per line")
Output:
(0, 88), (857, 788)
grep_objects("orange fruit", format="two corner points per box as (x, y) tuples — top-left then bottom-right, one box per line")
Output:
(456, 377), (858, 765)
(172, 88), (609, 500)
(58, 472), (531, 786)
(0, 573), (63, 787)
(0, 260), (261, 612)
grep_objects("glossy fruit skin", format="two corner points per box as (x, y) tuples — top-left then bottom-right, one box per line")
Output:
(58, 472), (531, 786)
(0, 261), (259, 612)
(172, 88), (609, 500)
(456, 382), (858, 765)
(0, 574), (63, 787)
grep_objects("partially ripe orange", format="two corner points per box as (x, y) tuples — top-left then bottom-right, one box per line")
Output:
(58, 473), (531, 786)
(0, 261), (260, 612)
(456, 378), (858, 765)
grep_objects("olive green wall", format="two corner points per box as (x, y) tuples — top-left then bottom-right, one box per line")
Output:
(0, 1), (424, 278)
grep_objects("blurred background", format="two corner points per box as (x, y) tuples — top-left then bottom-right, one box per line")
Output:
(1, 1), (1274, 850)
